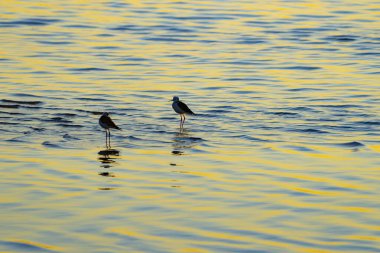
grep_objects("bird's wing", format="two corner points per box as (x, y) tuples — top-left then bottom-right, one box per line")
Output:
(100, 116), (121, 130)
(178, 101), (195, 115)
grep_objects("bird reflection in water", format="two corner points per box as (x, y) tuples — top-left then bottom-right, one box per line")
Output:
(97, 149), (120, 179)
(170, 128), (204, 188)
(171, 128), (202, 156)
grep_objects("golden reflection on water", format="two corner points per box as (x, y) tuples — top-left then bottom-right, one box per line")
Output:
(0, 0), (379, 252)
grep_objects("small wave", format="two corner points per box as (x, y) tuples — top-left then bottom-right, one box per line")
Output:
(42, 117), (72, 123)
(0, 121), (20, 125)
(67, 67), (109, 72)
(158, 117), (175, 121)
(142, 90), (169, 94)
(31, 71), (51, 75)
(355, 52), (380, 56)
(346, 94), (370, 98)
(42, 141), (62, 148)
(56, 124), (84, 128)
(287, 88), (323, 92)
(284, 145), (315, 152)
(0, 18), (61, 27)
(13, 93), (42, 98)
(296, 14), (336, 19)
(76, 97), (110, 102)
(132, 94), (160, 99)
(191, 148), (208, 153)
(202, 86), (225, 90)
(163, 15), (235, 21)
(337, 141), (365, 148)
(333, 10), (357, 14)
(143, 37), (192, 43)
(356, 121), (380, 126)
(178, 137), (205, 142)
(96, 33), (114, 37)
(37, 41), (72, 45)
(5, 99), (42, 105)
(235, 74), (279, 81)
(320, 104), (363, 109)
(234, 135), (269, 142)
(0, 104), (20, 109)
(75, 110), (103, 115)
(205, 109), (229, 114)
(166, 54), (189, 58)
(155, 25), (195, 33)
(6, 137), (27, 143)
(106, 2), (130, 8)
(269, 112), (299, 116)
(127, 136), (143, 141)
(231, 90), (256, 94)
(54, 113), (77, 117)
(109, 24), (142, 31)
(20, 105), (43, 110)
(120, 57), (150, 62)
(0, 240), (57, 252)
(215, 105), (239, 110)
(220, 60), (254, 65)
(236, 38), (265, 44)
(295, 128), (329, 134)
(92, 46), (120, 50)
(290, 27), (334, 33)
(63, 134), (80, 140)
(31, 127), (45, 132)
(325, 35), (358, 42)
(64, 24), (96, 29)
(283, 66), (321, 71)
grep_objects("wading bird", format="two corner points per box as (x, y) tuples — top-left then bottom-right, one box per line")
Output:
(171, 96), (195, 128)
(99, 112), (121, 148)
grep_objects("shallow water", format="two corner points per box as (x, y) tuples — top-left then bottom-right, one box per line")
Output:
(1, 1), (380, 252)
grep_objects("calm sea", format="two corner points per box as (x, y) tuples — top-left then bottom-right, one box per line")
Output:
(0, 1), (379, 252)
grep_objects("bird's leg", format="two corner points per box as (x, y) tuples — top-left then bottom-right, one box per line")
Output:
(183, 114), (186, 125)
(180, 115), (184, 129)
(105, 130), (108, 149)
(108, 129), (111, 149)
(107, 130), (110, 149)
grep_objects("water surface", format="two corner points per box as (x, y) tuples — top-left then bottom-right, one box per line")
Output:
(1, 1), (380, 252)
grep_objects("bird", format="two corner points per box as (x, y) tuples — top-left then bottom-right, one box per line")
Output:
(171, 96), (195, 128)
(99, 112), (121, 148)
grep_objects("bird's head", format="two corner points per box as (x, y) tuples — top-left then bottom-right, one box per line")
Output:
(171, 96), (180, 102)
(102, 112), (109, 117)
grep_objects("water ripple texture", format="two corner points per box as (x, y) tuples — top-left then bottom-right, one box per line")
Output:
(0, 1), (379, 253)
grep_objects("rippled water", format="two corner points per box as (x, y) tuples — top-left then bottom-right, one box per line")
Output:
(1, 1), (380, 252)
